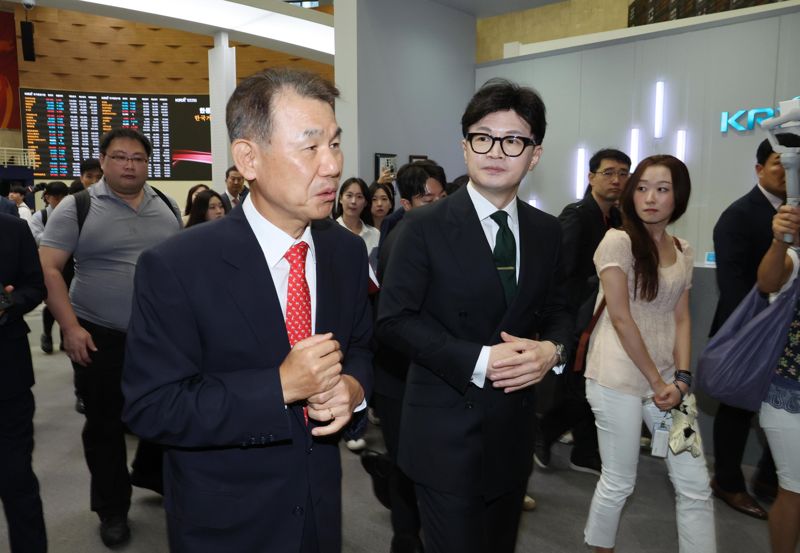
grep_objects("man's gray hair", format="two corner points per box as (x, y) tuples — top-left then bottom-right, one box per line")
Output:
(226, 68), (339, 144)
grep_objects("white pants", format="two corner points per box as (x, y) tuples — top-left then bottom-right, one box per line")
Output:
(584, 379), (716, 552)
(760, 402), (800, 493)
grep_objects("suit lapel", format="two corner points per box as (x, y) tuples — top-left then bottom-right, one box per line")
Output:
(311, 220), (336, 334)
(443, 188), (505, 308)
(748, 185), (778, 213)
(220, 210), (290, 352)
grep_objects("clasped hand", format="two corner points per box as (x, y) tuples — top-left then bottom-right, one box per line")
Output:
(279, 333), (363, 437)
(487, 331), (557, 393)
(652, 380), (682, 411)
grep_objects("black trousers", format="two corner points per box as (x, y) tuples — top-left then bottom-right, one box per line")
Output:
(415, 483), (526, 553)
(713, 402), (777, 492)
(72, 319), (162, 519)
(373, 392), (422, 550)
(538, 370), (598, 462)
(0, 389), (47, 553)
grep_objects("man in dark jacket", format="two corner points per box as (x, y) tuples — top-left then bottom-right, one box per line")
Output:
(535, 148), (629, 475)
(0, 214), (47, 553)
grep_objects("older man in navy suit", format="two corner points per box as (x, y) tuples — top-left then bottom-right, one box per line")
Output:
(0, 214), (47, 553)
(122, 69), (372, 553)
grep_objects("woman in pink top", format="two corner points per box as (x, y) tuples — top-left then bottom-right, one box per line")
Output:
(583, 155), (716, 552)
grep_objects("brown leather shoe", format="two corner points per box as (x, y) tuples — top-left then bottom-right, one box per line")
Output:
(711, 479), (768, 520)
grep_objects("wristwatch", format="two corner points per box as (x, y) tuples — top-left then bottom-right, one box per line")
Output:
(551, 342), (565, 365)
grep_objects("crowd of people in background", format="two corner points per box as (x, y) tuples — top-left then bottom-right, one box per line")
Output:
(1, 68), (799, 553)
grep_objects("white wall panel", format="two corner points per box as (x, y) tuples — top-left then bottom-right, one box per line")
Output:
(476, 9), (798, 263)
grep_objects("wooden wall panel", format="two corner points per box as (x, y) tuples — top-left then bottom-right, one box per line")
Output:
(13, 5), (333, 94)
(476, 0), (629, 63)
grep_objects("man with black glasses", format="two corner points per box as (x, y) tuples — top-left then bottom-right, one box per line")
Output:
(377, 79), (572, 553)
(39, 128), (181, 548)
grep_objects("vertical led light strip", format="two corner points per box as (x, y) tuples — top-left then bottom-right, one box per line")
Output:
(654, 81), (665, 139)
(629, 129), (640, 168)
(576, 148), (586, 199)
(676, 130), (687, 161)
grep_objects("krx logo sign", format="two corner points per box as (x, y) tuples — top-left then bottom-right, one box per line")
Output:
(721, 97), (800, 133)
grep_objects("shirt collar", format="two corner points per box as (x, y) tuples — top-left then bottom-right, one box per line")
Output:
(757, 183), (783, 211)
(242, 194), (316, 269)
(466, 181), (518, 224)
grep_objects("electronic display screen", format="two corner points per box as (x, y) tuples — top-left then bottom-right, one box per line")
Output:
(20, 88), (212, 180)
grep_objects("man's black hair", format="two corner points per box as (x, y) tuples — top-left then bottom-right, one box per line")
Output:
(756, 133), (800, 166)
(413, 159), (447, 188)
(99, 128), (152, 158)
(79, 158), (101, 174)
(396, 163), (431, 201)
(589, 149), (631, 173)
(461, 78), (547, 144)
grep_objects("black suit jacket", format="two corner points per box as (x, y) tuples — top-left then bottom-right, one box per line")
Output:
(376, 186), (572, 499)
(219, 186), (250, 212)
(377, 207), (405, 261)
(710, 186), (776, 336)
(122, 209), (372, 553)
(0, 214), (45, 399)
(558, 191), (621, 313)
(373, 216), (411, 399)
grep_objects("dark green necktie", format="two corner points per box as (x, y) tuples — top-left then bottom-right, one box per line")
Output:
(490, 210), (517, 305)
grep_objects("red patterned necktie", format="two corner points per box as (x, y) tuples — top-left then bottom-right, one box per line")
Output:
(284, 241), (311, 424)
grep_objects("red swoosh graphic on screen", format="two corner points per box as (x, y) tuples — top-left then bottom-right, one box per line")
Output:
(172, 150), (212, 165)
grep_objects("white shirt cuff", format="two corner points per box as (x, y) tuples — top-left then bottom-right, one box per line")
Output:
(551, 363), (566, 375)
(353, 398), (368, 412)
(471, 346), (491, 388)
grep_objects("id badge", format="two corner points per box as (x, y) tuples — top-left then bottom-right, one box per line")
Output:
(651, 420), (669, 458)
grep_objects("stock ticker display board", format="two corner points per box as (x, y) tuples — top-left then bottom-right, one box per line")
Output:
(21, 88), (212, 180)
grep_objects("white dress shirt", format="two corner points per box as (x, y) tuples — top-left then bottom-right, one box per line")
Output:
(758, 182), (783, 212)
(243, 195), (317, 328)
(28, 204), (52, 245)
(17, 202), (33, 223)
(243, 196), (366, 411)
(466, 183), (520, 388)
(466, 183), (564, 387)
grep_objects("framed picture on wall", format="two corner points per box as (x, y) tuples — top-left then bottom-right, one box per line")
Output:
(409, 154), (428, 164)
(374, 153), (397, 181)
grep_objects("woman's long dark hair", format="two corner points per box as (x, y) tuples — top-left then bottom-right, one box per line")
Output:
(184, 184), (210, 215)
(186, 189), (227, 228)
(619, 155), (691, 302)
(334, 177), (373, 226)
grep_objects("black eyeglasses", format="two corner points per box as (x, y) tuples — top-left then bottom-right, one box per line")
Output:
(466, 133), (537, 157)
(592, 169), (630, 179)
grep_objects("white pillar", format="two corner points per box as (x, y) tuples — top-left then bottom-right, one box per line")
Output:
(334, 0), (359, 184)
(208, 32), (237, 191)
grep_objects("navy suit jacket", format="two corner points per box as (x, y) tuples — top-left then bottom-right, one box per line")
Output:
(219, 185), (249, 212)
(710, 186), (776, 336)
(0, 214), (45, 399)
(376, 186), (572, 499)
(0, 196), (19, 217)
(122, 208), (372, 553)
